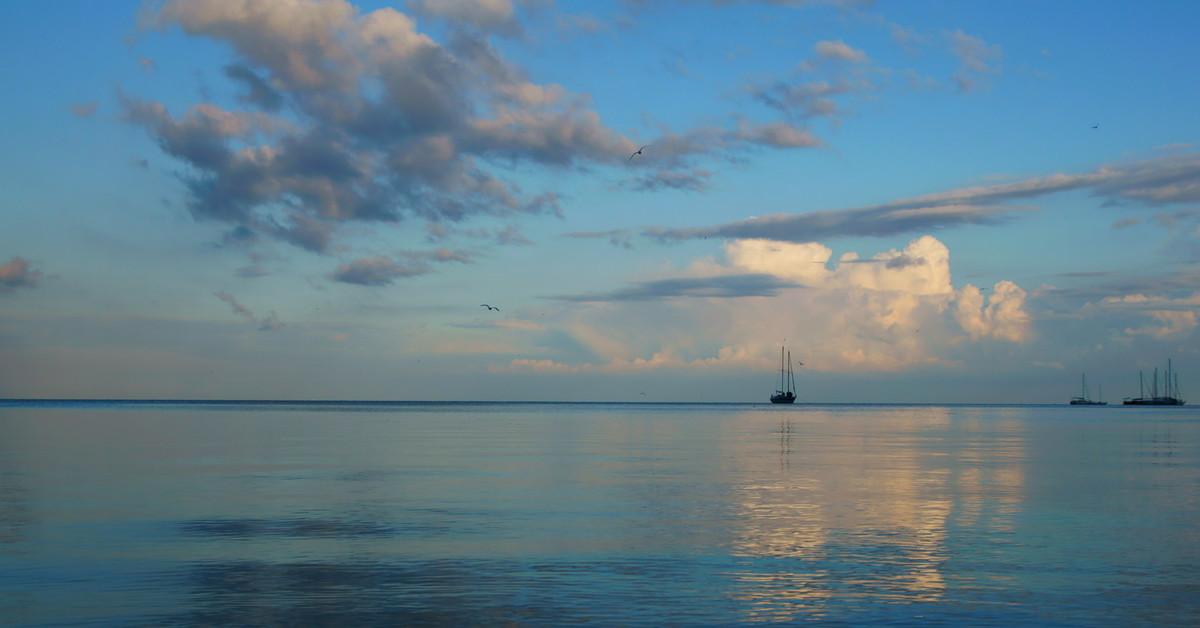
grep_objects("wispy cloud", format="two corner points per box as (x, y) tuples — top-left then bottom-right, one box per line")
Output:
(234, 264), (271, 278)
(626, 168), (715, 193)
(0, 257), (43, 294)
(640, 151), (1200, 244)
(71, 101), (98, 118)
(744, 35), (881, 124)
(214, 291), (284, 330)
(565, 228), (635, 249)
(425, 223), (533, 246)
(1100, 294), (1200, 339)
(645, 203), (1031, 243)
(945, 29), (1003, 92)
(552, 273), (799, 302)
(330, 248), (475, 286)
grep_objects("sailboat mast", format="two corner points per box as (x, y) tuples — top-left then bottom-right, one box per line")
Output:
(779, 347), (785, 392)
(1167, 359), (1174, 398)
(787, 350), (795, 395)
(791, 355), (796, 395)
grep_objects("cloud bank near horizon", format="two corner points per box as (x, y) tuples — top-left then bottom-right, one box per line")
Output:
(494, 235), (1034, 375)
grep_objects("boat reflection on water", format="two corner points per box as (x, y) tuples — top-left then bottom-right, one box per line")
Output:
(723, 406), (1027, 623)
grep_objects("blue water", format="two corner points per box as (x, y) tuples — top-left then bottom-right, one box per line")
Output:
(1, 401), (1198, 626)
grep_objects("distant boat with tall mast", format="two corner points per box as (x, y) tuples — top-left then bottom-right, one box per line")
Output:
(770, 347), (797, 404)
(1123, 360), (1185, 406)
(1069, 373), (1107, 405)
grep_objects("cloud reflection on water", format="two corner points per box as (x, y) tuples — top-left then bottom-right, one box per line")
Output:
(724, 407), (1028, 623)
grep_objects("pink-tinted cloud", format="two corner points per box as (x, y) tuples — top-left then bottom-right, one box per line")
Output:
(0, 257), (43, 293)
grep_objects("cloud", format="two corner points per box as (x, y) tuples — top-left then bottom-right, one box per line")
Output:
(748, 77), (862, 121)
(746, 37), (879, 122)
(215, 291), (284, 330)
(257, 311), (285, 331)
(331, 248), (474, 286)
(626, 168), (714, 193)
(0, 257), (43, 294)
(953, 281), (1030, 342)
(812, 39), (870, 64)
(118, 0), (844, 278)
(215, 291), (253, 318)
(405, 0), (522, 38)
(222, 64), (284, 111)
(622, 123), (820, 172)
(945, 29), (1002, 92)
(644, 150), (1200, 244)
(745, 21), (1010, 116)
(646, 203), (1027, 244)
(553, 273), (799, 302)
(331, 256), (429, 286)
(234, 264), (271, 278)
(692, 0), (874, 9)
(556, 12), (606, 35)
(495, 224), (533, 246)
(504, 235), (1030, 375)
(565, 228), (635, 249)
(71, 101), (98, 117)
(1095, 154), (1200, 205)
(425, 223), (533, 246)
(126, 0), (621, 254)
(1098, 293), (1200, 339)
(734, 120), (822, 148)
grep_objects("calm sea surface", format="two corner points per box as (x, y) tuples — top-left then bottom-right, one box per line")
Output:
(1, 401), (1198, 626)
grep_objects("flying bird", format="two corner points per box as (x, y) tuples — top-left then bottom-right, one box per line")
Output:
(481, 304), (499, 311)
(628, 145), (648, 162)
(1091, 123), (1099, 129)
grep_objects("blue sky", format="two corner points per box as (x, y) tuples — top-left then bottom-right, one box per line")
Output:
(2, 0), (1199, 402)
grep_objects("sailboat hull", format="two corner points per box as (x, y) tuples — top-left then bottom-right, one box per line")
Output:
(1123, 397), (1184, 406)
(1069, 374), (1106, 405)
(769, 347), (798, 403)
(1123, 360), (1186, 406)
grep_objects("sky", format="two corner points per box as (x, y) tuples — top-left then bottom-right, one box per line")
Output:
(2, 0), (1199, 403)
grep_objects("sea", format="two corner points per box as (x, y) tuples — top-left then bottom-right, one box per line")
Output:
(1, 400), (1198, 627)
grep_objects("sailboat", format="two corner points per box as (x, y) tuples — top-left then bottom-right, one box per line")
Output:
(769, 347), (797, 404)
(1069, 373), (1107, 405)
(1123, 360), (1186, 405)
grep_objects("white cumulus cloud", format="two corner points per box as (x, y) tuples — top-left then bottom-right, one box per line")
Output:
(502, 235), (1031, 375)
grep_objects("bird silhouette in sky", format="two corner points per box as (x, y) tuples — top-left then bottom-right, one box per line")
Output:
(628, 145), (648, 162)
(1091, 123), (1099, 129)
(481, 304), (499, 311)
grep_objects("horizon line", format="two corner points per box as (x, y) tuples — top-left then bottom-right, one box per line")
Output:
(0, 398), (1166, 408)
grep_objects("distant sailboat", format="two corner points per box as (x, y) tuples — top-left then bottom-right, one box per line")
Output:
(770, 347), (797, 404)
(1069, 373), (1107, 405)
(1123, 360), (1186, 406)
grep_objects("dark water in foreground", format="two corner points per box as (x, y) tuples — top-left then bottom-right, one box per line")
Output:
(1, 401), (1198, 626)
